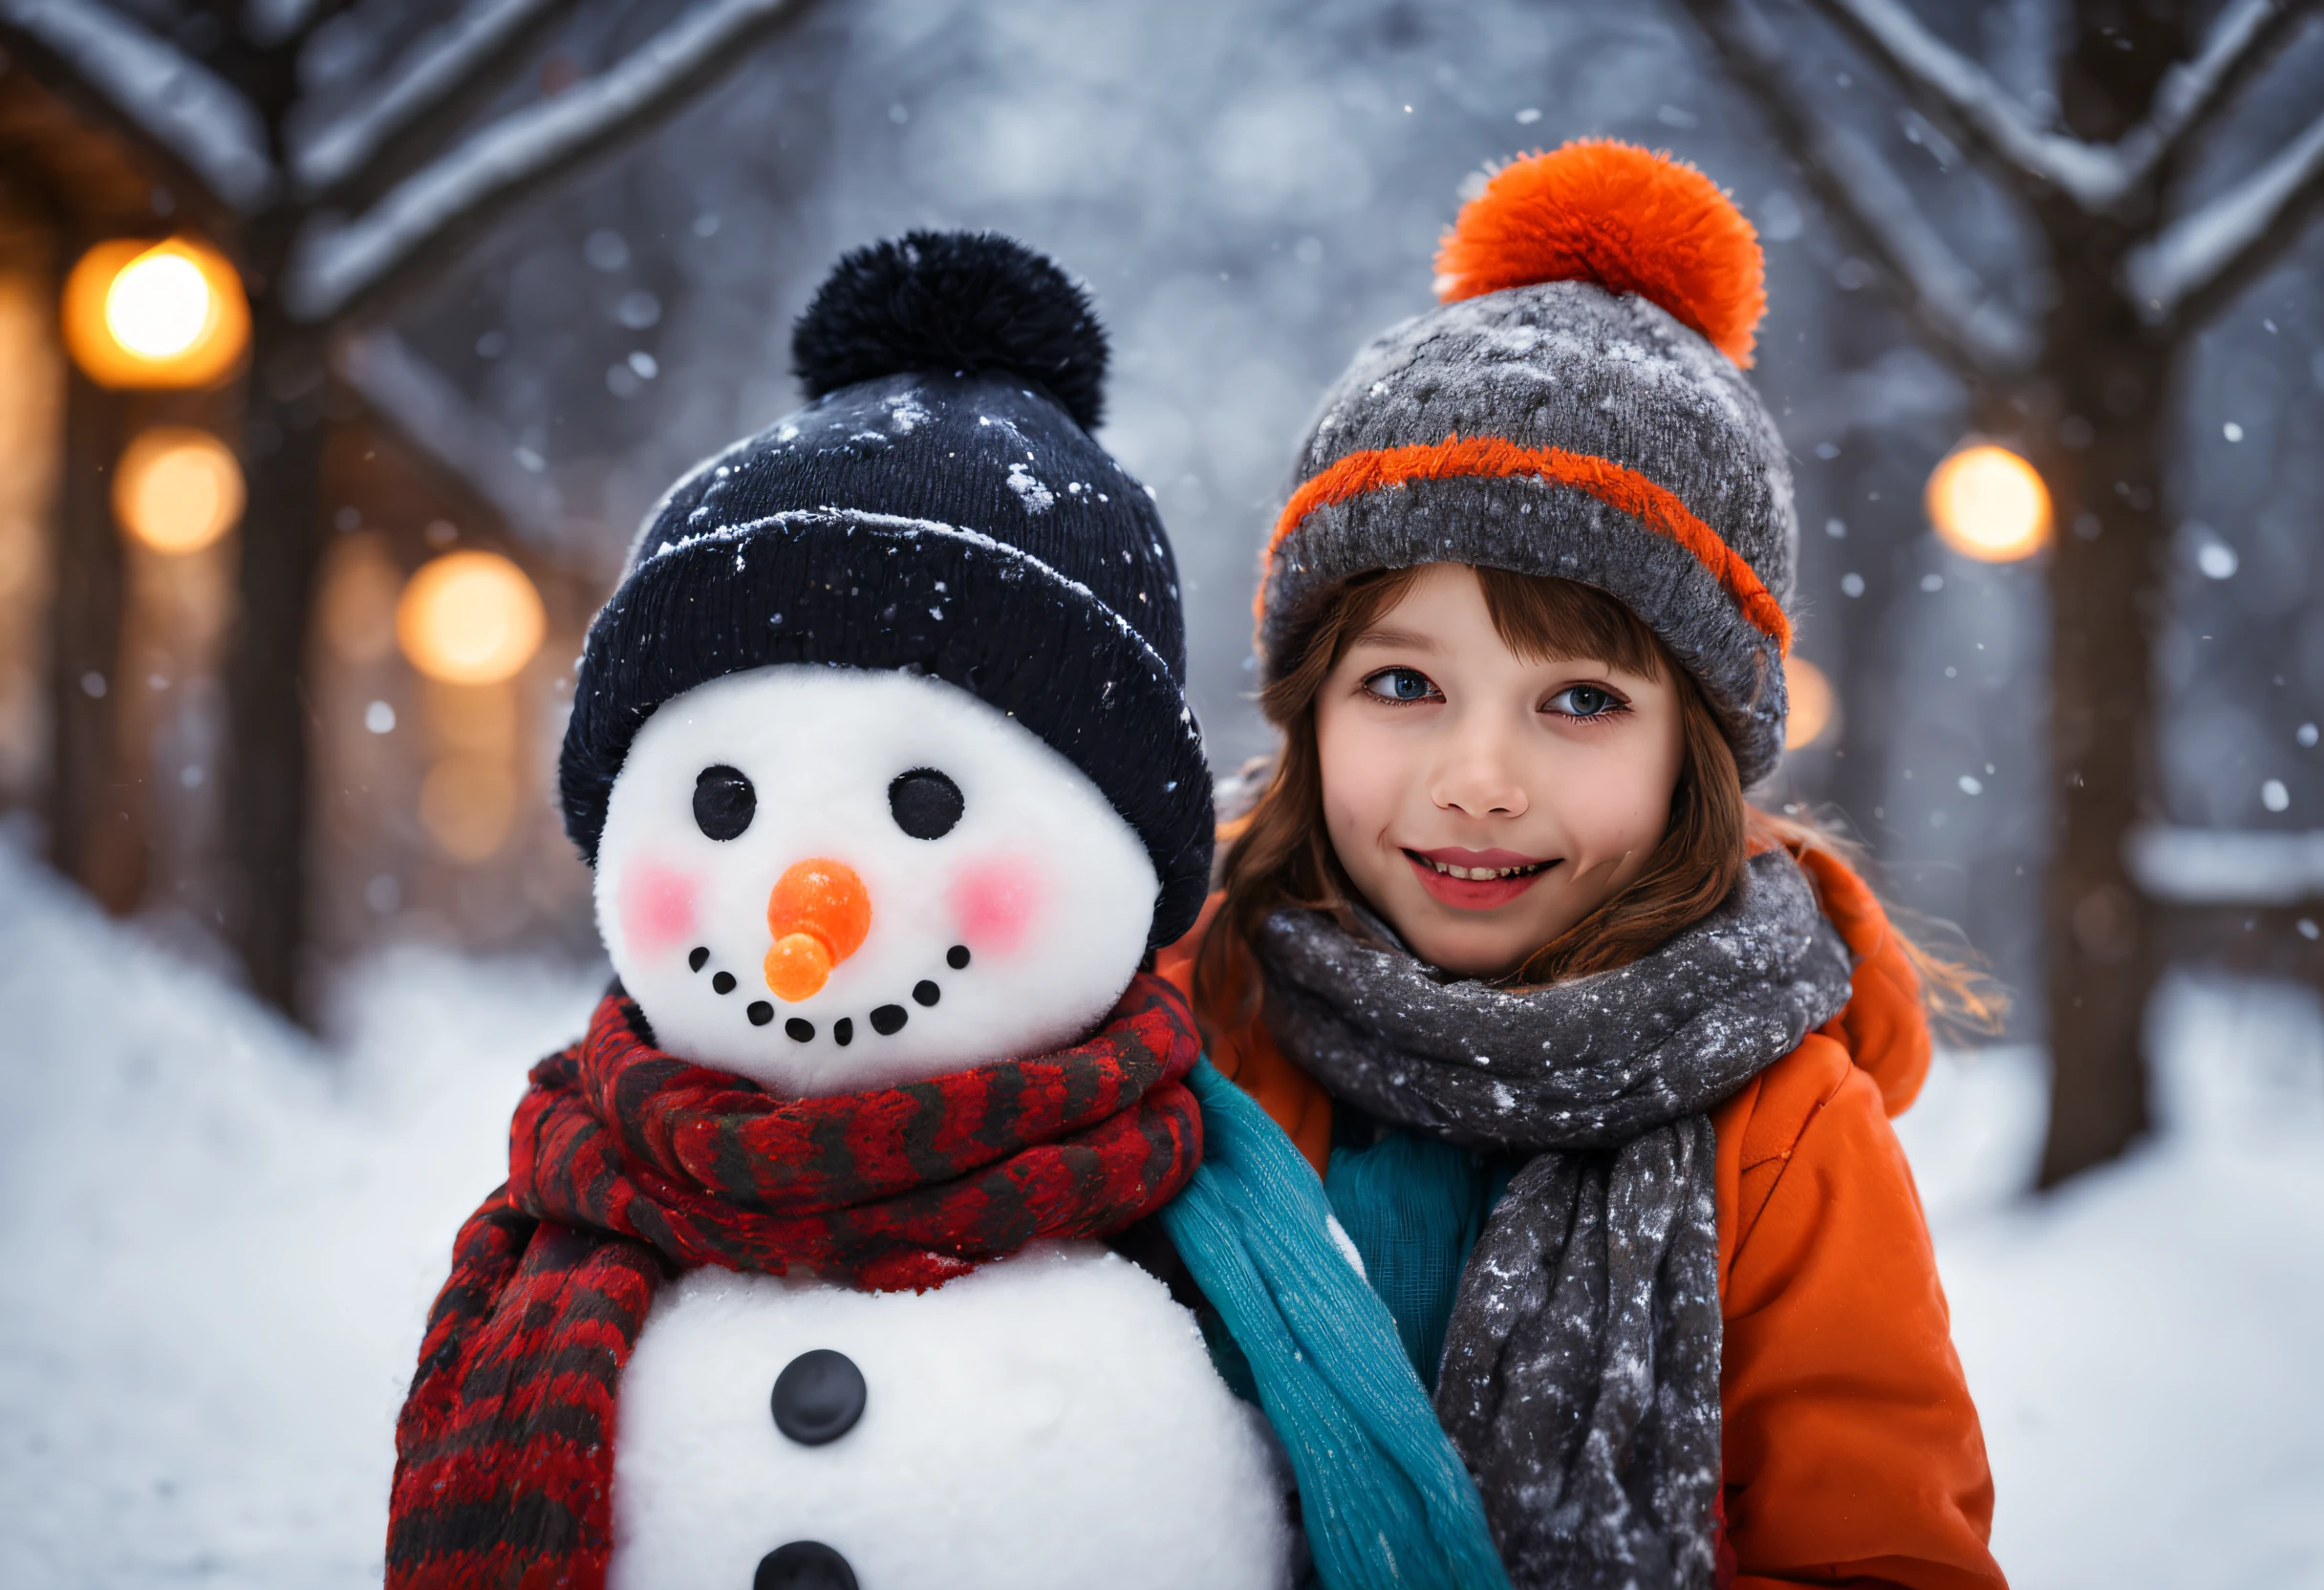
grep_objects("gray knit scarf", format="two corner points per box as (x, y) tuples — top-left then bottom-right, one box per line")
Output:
(1253, 849), (1854, 1590)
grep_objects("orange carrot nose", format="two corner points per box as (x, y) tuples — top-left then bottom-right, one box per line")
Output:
(764, 858), (872, 1001)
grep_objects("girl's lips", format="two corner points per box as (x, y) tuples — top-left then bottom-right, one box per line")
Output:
(1403, 849), (1556, 910)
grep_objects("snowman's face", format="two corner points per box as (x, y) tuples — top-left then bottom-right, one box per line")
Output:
(594, 666), (1160, 1096)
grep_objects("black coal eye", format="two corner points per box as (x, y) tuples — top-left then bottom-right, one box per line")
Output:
(888, 768), (963, 841)
(693, 764), (756, 841)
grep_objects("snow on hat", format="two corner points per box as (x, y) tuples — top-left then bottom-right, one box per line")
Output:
(1258, 140), (1798, 784)
(559, 231), (1215, 948)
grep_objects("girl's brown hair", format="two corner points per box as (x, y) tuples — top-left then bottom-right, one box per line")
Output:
(1198, 565), (2002, 1038)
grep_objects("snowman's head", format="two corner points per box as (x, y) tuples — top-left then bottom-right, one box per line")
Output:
(594, 664), (1159, 1095)
(564, 232), (1216, 1074)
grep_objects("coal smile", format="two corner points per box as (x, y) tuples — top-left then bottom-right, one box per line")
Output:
(687, 940), (973, 1044)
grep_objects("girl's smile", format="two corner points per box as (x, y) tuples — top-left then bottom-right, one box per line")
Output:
(1404, 846), (1558, 909)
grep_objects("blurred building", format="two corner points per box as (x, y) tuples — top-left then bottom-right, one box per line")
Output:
(0, 63), (598, 965)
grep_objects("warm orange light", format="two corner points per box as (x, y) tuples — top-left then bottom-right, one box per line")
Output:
(109, 250), (211, 356)
(63, 238), (249, 389)
(396, 550), (545, 685)
(113, 428), (244, 553)
(1786, 656), (1838, 750)
(1926, 444), (2050, 562)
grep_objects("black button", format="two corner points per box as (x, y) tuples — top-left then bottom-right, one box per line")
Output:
(713, 971), (737, 995)
(946, 944), (971, 970)
(785, 1018), (814, 1042)
(755, 1541), (857, 1590)
(747, 1001), (774, 1026)
(832, 1017), (853, 1046)
(771, 1349), (867, 1445)
(689, 947), (710, 973)
(912, 979), (940, 1007)
(869, 1003), (907, 1036)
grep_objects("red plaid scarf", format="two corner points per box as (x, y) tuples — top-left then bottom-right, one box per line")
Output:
(385, 974), (1202, 1590)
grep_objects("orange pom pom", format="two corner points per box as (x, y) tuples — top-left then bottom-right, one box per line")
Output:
(1434, 140), (1767, 367)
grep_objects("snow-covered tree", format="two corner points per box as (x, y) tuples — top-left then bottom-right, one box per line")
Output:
(1680, 0), (2324, 1180)
(0, 0), (819, 1015)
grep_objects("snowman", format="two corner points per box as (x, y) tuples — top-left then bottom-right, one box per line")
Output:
(593, 666), (1290, 1590)
(385, 232), (1291, 1590)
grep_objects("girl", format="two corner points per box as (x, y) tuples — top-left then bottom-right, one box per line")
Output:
(1161, 142), (2009, 1590)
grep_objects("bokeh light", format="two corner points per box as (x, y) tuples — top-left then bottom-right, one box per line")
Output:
(1785, 656), (1838, 750)
(62, 238), (249, 389)
(107, 250), (212, 357)
(1926, 443), (2051, 562)
(396, 550), (545, 685)
(112, 429), (244, 554)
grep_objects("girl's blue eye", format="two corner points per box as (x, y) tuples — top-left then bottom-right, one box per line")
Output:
(1363, 667), (1438, 703)
(1549, 684), (1621, 718)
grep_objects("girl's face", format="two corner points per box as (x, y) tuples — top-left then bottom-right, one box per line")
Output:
(1313, 563), (1686, 980)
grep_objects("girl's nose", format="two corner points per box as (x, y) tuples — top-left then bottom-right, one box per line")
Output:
(764, 858), (872, 1001)
(1431, 732), (1530, 819)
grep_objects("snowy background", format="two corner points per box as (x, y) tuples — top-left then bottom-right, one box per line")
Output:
(5, 824), (2322, 1586)
(12, 0), (2321, 993)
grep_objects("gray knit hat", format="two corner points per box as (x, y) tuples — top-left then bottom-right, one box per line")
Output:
(1259, 140), (1797, 784)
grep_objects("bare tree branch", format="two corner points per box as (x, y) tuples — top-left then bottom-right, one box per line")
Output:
(1678, 0), (2036, 378)
(1794, 0), (2128, 207)
(1804, 120), (2037, 373)
(292, 0), (578, 201)
(241, 0), (318, 49)
(2123, 108), (2324, 325)
(0, 0), (276, 211)
(2137, 0), (2321, 183)
(1792, 0), (2318, 214)
(239, 0), (364, 50)
(333, 328), (586, 562)
(282, 0), (810, 324)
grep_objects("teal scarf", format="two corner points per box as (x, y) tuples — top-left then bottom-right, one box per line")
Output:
(1160, 1061), (1511, 1590)
(1323, 1128), (1514, 1392)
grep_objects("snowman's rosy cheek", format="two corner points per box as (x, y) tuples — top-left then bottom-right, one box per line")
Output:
(617, 859), (701, 957)
(947, 857), (1044, 957)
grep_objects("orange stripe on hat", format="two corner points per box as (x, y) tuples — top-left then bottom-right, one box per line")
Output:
(1259, 433), (1791, 653)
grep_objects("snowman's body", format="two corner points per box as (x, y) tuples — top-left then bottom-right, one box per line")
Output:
(591, 664), (1291, 1590)
(608, 1245), (1291, 1590)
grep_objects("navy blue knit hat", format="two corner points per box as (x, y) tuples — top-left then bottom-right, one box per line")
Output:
(559, 231), (1214, 948)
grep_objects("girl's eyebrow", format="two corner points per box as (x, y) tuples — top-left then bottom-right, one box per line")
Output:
(1348, 625), (1440, 653)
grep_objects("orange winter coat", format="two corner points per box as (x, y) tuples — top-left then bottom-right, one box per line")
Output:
(1157, 847), (2007, 1590)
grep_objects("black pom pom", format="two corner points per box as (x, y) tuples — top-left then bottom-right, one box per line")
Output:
(791, 230), (1108, 429)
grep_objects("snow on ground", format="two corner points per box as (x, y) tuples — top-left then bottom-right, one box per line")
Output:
(0, 832), (2319, 1586)
(0, 837), (603, 1587)
(1898, 978), (2324, 1589)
